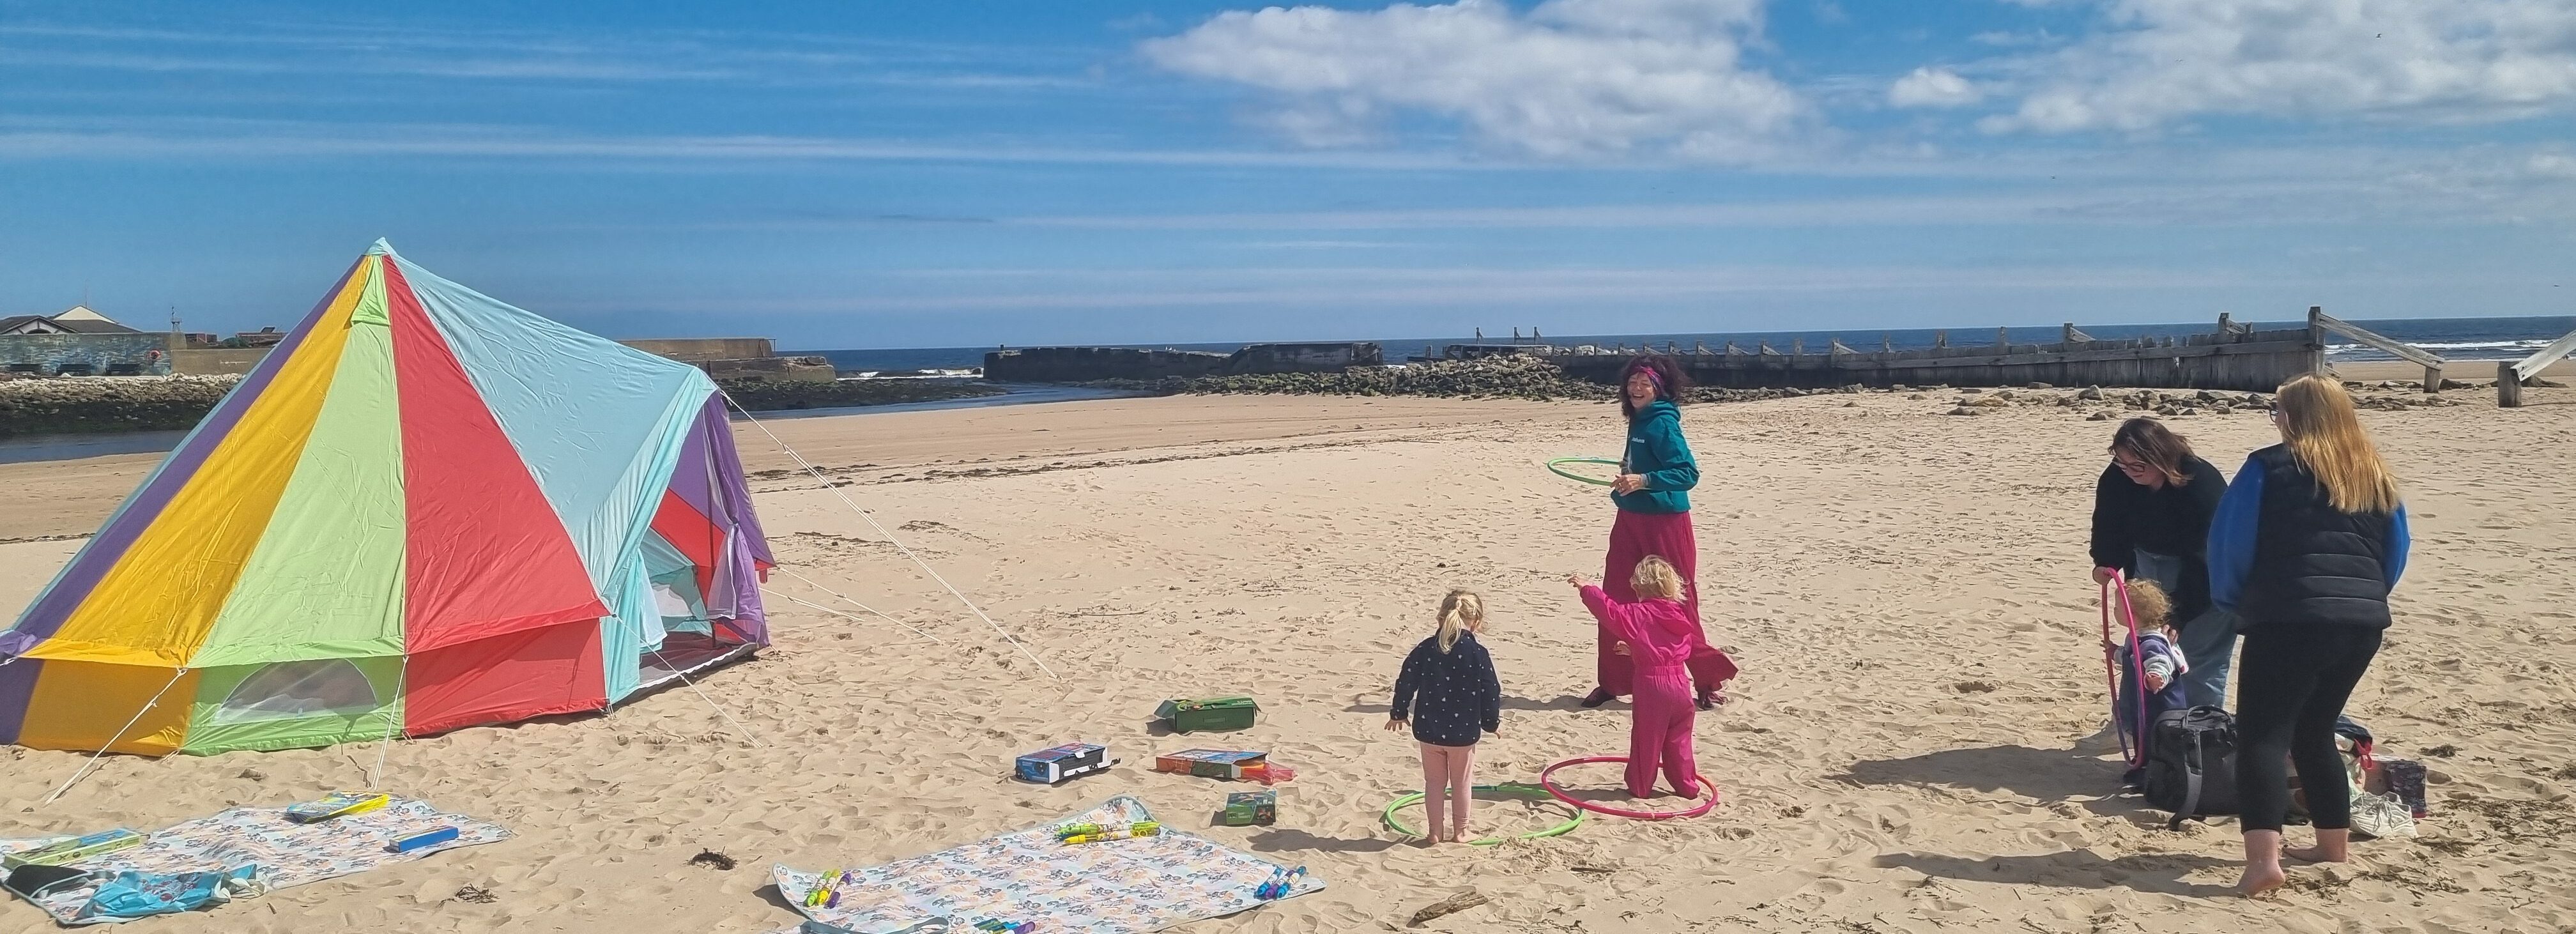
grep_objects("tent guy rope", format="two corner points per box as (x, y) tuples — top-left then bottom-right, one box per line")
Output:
(367, 663), (408, 790)
(760, 584), (944, 645)
(720, 390), (1057, 680)
(43, 667), (188, 806)
(651, 649), (762, 746)
(770, 566), (944, 644)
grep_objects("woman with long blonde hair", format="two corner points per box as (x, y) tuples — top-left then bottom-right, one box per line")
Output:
(2206, 373), (2411, 896)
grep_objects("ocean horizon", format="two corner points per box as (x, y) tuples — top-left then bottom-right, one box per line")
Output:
(790, 314), (2576, 376)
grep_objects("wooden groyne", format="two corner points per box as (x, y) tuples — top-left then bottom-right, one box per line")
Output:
(985, 342), (1382, 383)
(1537, 316), (2318, 392)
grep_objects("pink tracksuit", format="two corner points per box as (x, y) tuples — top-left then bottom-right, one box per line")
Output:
(1580, 585), (1704, 799)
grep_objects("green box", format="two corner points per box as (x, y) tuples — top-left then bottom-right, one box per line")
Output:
(1223, 790), (1277, 827)
(1155, 696), (1258, 733)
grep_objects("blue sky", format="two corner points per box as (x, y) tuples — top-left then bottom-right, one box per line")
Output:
(3, 0), (2572, 348)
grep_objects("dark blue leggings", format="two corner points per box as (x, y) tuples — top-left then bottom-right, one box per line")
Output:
(2233, 624), (2382, 834)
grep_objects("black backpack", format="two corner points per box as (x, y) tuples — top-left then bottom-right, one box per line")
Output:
(2143, 705), (2239, 831)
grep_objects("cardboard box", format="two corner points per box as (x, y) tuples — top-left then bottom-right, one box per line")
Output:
(1154, 696), (1258, 733)
(1151, 749), (1266, 779)
(1015, 743), (1111, 785)
(1223, 790), (1277, 827)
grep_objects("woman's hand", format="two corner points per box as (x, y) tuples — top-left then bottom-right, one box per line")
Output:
(1566, 574), (1590, 588)
(1613, 473), (1647, 494)
(2091, 567), (2115, 585)
(1384, 718), (1404, 732)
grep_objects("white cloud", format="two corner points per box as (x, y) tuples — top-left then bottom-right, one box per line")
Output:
(1139, 0), (1807, 161)
(1888, 67), (1982, 108)
(1984, 0), (2576, 133)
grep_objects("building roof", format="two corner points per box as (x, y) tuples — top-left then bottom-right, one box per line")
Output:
(47, 318), (142, 334)
(0, 309), (143, 335)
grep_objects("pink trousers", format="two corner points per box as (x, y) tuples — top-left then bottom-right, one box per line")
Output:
(1598, 509), (1740, 697)
(1627, 665), (1703, 797)
(1418, 742), (1475, 841)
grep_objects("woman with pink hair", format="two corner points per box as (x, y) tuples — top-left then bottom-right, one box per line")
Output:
(1581, 355), (1736, 711)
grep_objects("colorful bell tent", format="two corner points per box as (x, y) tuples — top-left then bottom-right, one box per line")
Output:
(0, 240), (772, 755)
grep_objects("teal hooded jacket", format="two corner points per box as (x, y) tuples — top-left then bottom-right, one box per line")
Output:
(1613, 400), (1697, 514)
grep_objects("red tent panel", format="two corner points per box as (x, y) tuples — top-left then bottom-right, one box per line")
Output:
(403, 622), (606, 736)
(385, 264), (608, 653)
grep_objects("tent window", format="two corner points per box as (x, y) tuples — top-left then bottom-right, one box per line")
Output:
(214, 660), (383, 723)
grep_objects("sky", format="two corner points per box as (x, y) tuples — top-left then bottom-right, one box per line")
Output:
(3, 0), (2573, 349)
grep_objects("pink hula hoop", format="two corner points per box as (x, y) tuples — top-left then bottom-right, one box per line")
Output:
(1538, 756), (1720, 820)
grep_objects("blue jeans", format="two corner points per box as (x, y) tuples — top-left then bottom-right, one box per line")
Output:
(2133, 549), (2236, 709)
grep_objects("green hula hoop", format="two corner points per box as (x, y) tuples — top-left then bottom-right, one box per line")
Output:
(1382, 781), (1585, 845)
(1547, 457), (1620, 487)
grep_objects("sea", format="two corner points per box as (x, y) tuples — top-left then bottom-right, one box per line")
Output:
(791, 315), (2576, 375)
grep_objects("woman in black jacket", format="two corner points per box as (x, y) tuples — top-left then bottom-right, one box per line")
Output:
(2088, 418), (2232, 707)
(2208, 374), (2410, 896)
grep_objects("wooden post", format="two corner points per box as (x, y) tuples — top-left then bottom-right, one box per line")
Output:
(1997, 327), (2011, 349)
(1792, 338), (1805, 356)
(1881, 334), (1893, 352)
(2424, 362), (2445, 394)
(1933, 331), (1947, 349)
(2499, 361), (2524, 408)
(2220, 312), (2236, 335)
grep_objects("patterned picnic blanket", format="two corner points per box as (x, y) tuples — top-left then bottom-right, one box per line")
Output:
(771, 795), (1320, 934)
(3, 797), (509, 926)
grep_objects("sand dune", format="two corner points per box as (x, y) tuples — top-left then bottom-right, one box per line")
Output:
(3, 385), (2570, 932)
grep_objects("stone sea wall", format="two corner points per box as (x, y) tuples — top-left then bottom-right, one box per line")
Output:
(985, 342), (1382, 382)
(1093, 355), (1834, 403)
(0, 374), (238, 436)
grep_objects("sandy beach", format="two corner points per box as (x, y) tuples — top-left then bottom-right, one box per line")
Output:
(3, 381), (2572, 933)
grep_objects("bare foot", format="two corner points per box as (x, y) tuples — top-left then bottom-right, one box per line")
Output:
(2281, 845), (2352, 865)
(2234, 864), (2287, 898)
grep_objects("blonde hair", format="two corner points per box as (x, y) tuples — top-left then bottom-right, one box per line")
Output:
(1435, 589), (1484, 653)
(2124, 578), (2173, 633)
(2276, 374), (2402, 514)
(1630, 556), (1687, 602)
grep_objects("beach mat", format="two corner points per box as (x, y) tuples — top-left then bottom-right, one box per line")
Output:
(770, 795), (1320, 934)
(3, 797), (508, 926)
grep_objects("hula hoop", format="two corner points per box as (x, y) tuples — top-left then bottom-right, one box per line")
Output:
(1538, 756), (1719, 820)
(1381, 781), (1584, 845)
(2100, 569), (2149, 768)
(1547, 457), (1620, 487)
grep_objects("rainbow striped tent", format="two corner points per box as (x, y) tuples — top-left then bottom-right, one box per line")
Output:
(0, 240), (772, 755)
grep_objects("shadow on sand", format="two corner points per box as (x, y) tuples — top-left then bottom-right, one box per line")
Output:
(1874, 850), (2236, 898)
(1834, 742), (2167, 823)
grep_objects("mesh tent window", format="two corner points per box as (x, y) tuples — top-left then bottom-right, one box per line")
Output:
(213, 659), (385, 723)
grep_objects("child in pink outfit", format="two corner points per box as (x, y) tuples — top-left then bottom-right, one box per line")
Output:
(1571, 556), (1704, 799)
